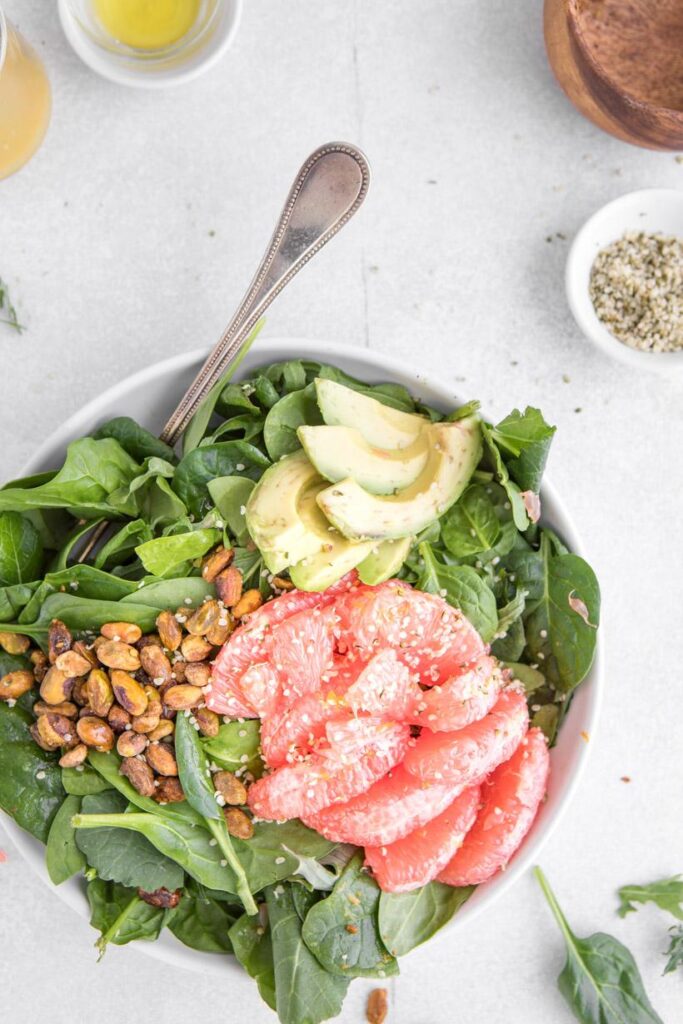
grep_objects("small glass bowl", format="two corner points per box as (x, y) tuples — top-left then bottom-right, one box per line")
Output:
(58, 0), (242, 88)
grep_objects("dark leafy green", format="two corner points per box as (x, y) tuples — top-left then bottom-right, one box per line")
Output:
(441, 485), (500, 557)
(379, 882), (474, 956)
(62, 763), (112, 796)
(0, 701), (64, 841)
(0, 512), (43, 586)
(417, 542), (498, 641)
(87, 878), (169, 957)
(229, 912), (277, 1011)
(207, 477), (255, 545)
(263, 384), (323, 461)
(617, 876), (683, 921)
(664, 926), (683, 975)
(490, 407), (555, 492)
(173, 441), (270, 518)
(93, 416), (177, 465)
(45, 794), (86, 884)
(169, 884), (238, 953)
(135, 527), (220, 577)
(201, 719), (263, 778)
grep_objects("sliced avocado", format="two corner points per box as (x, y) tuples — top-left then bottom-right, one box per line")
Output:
(297, 424), (429, 496)
(288, 481), (373, 592)
(316, 418), (482, 541)
(245, 450), (324, 573)
(357, 536), (413, 585)
(315, 378), (427, 450)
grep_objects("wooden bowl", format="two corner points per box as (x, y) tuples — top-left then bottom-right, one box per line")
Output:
(544, 0), (683, 150)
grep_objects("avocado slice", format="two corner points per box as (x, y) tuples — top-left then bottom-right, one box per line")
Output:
(245, 450), (324, 573)
(297, 424), (429, 496)
(315, 378), (428, 450)
(288, 482), (374, 592)
(357, 536), (412, 585)
(316, 418), (482, 541)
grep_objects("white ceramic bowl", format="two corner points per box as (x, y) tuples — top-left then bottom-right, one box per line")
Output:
(58, 0), (242, 89)
(1, 339), (603, 976)
(566, 188), (683, 376)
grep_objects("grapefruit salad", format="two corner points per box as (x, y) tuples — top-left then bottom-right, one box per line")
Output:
(0, 357), (600, 1024)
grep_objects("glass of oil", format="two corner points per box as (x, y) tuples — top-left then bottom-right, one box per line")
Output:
(0, 7), (51, 180)
(59, 0), (241, 87)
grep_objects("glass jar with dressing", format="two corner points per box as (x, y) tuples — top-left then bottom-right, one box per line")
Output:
(0, 7), (51, 181)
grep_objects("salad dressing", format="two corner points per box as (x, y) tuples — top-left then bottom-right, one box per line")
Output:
(92, 0), (200, 50)
(0, 20), (51, 181)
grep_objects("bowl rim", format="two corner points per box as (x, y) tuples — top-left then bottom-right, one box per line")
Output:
(0, 338), (603, 975)
(57, 0), (243, 89)
(565, 187), (683, 374)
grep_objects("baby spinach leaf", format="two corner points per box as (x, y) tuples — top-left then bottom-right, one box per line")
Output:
(379, 881), (474, 956)
(93, 417), (177, 465)
(441, 485), (500, 557)
(481, 424), (530, 531)
(205, 414), (265, 446)
(173, 441), (270, 518)
(62, 763), (112, 796)
(88, 750), (201, 825)
(535, 867), (663, 1024)
(135, 528), (220, 578)
(93, 519), (153, 570)
(302, 852), (398, 978)
(0, 438), (140, 519)
(267, 883), (349, 1024)
(263, 359), (307, 394)
(417, 543), (498, 641)
(504, 661), (546, 694)
(18, 564), (139, 624)
(0, 701), (64, 841)
(74, 791), (185, 891)
(0, 512), (43, 586)
(263, 384), (323, 462)
(207, 477), (256, 545)
(490, 407), (555, 493)
(0, 581), (36, 622)
(6, 593), (160, 643)
(664, 925), (683, 975)
(532, 702), (560, 744)
(235, 820), (335, 894)
(491, 613), (526, 661)
(45, 794), (86, 885)
(229, 912), (277, 1011)
(217, 383), (262, 417)
(169, 886), (238, 953)
(617, 876), (683, 921)
(120, 576), (215, 611)
(201, 719), (263, 778)
(108, 457), (186, 528)
(87, 878), (168, 957)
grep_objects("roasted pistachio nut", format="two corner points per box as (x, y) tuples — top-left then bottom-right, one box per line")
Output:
(366, 988), (389, 1024)
(155, 610), (182, 652)
(147, 719), (174, 742)
(116, 731), (148, 758)
(110, 670), (148, 717)
(86, 668), (114, 718)
(170, 659), (187, 684)
(137, 887), (182, 909)
(58, 743), (89, 768)
(72, 640), (98, 669)
(97, 640), (141, 672)
(180, 635), (213, 663)
(272, 576), (295, 592)
(55, 649), (92, 677)
(186, 600), (221, 637)
(162, 684), (203, 711)
(0, 669), (34, 701)
(137, 632), (162, 652)
(48, 619), (72, 664)
(100, 621), (142, 644)
(76, 715), (115, 751)
(139, 644), (172, 685)
(33, 700), (78, 719)
(214, 566), (243, 607)
(153, 776), (185, 804)
(201, 545), (234, 583)
(132, 709), (162, 735)
(30, 721), (60, 751)
(223, 807), (254, 839)
(193, 706), (219, 738)
(30, 650), (49, 682)
(183, 662), (211, 688)
(213, 770), (248, 806)
(37, 712), (75, 748)
(71, 678), (90, 707)
(233, 589), (263, 620)
(108, 704), (132, 733)
(120, 756), (156, 797)
(0, 631), (30, 655)
(39, 666), (74, 705)
(205, 619), (233, 647)
(146, 741), (178, 777)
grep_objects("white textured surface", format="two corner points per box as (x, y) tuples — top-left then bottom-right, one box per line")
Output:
(0, 2), (682, 1023)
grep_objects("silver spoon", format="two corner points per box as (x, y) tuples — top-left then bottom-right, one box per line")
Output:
(78, 141), (370, 561)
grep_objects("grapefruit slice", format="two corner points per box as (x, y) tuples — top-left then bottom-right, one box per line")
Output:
(260, 691), (349, 768)
(248, 719), (410, 820)
(403, 686), (529, 786)
(343, 648), (423, 719)
(238, 662), (281, 719)
(438, 727), (550, 886)
(303, 765), (464, 846)
(365, 785), (481, 893)
(269, 604), (339, 705)
(335, 580), (487, 685)
(410, 656), (504, 732)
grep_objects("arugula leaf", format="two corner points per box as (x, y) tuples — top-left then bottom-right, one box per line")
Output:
(45, 794), (86, 885)
(491, 407), (555, 492)
(664, 925), (683, 975)
(535, 867), (664, 1024)
(229, 912), (277, 1011)
(617, 876), (683, 921)
(0, 512), (43, 586)
(135, 528), (220, 577)
(0, 701), (64, 841)
(302, 852), (398, 978)
(417, 542), (498, 641)
(87, 878), (168, 957)
(441, 485), (500, 557)
(263, 384), (323, 462)
(379, 881), (474, 956)
(173, 441), (270, 518)
(93, 416), (177, 465)
(267, 883), (349, 1024)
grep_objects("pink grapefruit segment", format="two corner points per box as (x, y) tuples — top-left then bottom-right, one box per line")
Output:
(438, 727), (550, 886)
(403, 686), (529, 786)
(365, 784), (481, 893)
(410, 655), (504, 732)
(303, 764), (464, 847)
(343, 648), (423, 719)
(260, 691), (349, 768)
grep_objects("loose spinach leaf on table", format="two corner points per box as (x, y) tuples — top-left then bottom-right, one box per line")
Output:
(229, 912), (277, 1011)
(0, 701), (64, 841)
(267, 883), (349, 1024)
(378, 881), (474, 957)
(617, 876), (683, 921)
(664, 926), (683, 975)
(45, 793), (86, 885)
(417, 542), (498, 641)
(535, 867), (664, 1024)
(0, 511), (43, 586)
(87, 878), (169, 957)
(135, 527), (221, 578)
(93, 416), (178, 465)
(168, 883), (238, 953)
(74, 790), (185, 891)
(263, 384), (323, 462)
(302, 852), (397, 978)
(173, 441), (270, 519)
